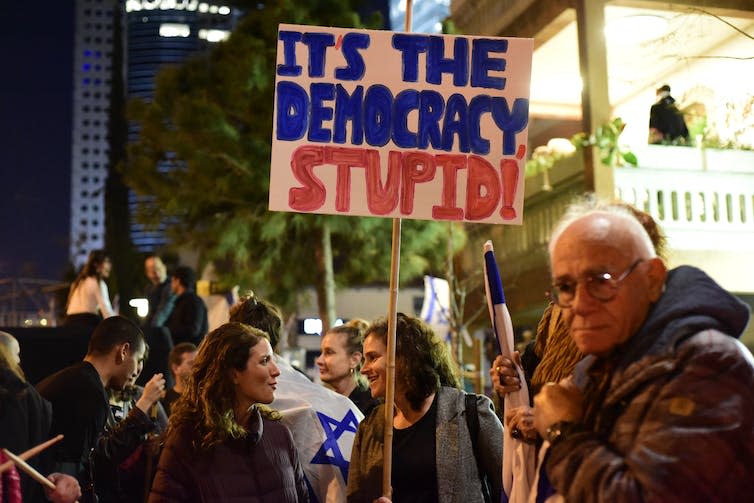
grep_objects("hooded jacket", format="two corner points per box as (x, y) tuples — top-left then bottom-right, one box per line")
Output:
(546, 266), (754, 502)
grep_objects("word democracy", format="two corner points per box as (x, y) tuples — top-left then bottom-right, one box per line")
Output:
(275, 31), (529, 156)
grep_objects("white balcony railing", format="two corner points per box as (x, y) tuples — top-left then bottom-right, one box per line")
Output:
(498, 147), (754, 281)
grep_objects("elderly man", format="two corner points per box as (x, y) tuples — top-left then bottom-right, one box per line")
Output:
(533, 205), (754, 501)
(144, 255), (174, 328)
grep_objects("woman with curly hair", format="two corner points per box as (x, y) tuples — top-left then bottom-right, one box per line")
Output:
(316, 319), (379, 416)
(148, 322), (308, 502)
(347, 313), (502, 503)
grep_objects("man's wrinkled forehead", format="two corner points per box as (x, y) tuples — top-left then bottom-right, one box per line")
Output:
(550, 212), (653, 264)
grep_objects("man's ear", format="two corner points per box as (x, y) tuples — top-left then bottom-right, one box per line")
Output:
(116, 342), (130, 365)
(646, 257), (668, 302)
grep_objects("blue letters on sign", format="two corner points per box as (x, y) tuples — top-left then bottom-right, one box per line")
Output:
(276, 81), (308, 141)
(471, 39), (508, 90)
(309, 83), (335, 142)
(427, 36), (468, 86)
(277, 31), (303, 77)
(364, 85), (392, 147)
(468, 95), (491, 155)
(393, 89), (419, 148)
(335, 33), (370, 81)
(333, 84), (364, 145)
(302, 32), (335, 78)
(491, 97), (529, 155)
(392, 34), (428, 83)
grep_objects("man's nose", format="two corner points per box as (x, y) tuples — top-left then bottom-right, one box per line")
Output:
(571, 282), (600, 315)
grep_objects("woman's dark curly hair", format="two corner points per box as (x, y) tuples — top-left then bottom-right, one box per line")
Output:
(366, 313), (459, 411)
(229, 293), (283, 350)
(167, 322), (279, 451)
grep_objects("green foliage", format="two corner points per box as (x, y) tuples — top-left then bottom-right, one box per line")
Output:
(124, 0), (465, 312)
(525, 117), (638, 178)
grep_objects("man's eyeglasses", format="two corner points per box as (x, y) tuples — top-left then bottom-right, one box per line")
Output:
(549, 259), (644, 308)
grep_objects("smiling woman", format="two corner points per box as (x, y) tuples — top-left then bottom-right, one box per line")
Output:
(148, 322), (308, 503)
(348, 314), (503, 503)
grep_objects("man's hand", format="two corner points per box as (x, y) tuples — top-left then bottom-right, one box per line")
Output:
(135, 373), (166, 414)
(505, 405), (538, 442)
(45, 473), (81, 503)
(490, 352), (522, 396)
(533, 382), (584, 437)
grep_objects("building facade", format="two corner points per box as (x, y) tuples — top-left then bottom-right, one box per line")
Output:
(69, 0), (240, 267)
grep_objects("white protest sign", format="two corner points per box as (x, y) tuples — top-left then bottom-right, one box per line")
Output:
(270, 24), (532, 224)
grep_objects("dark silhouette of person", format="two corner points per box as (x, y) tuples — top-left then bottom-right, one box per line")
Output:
(649, 84), (689, 145)
(165, 266), (208, 347)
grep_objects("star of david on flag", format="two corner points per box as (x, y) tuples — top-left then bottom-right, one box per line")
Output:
(271, 355), (364, 503)
(311, 409), (360, 481)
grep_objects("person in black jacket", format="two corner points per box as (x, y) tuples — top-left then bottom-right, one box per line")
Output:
(165, 266), (208, 347)
(37, 316), (165, 503)
(0, 341), (82, 503)
(648, 84), (689, 145)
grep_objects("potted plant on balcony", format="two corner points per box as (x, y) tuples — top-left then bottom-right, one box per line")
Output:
(526, 118), (638, 190)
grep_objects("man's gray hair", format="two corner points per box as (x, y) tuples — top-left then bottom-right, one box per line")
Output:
(549, 196), (657, 258)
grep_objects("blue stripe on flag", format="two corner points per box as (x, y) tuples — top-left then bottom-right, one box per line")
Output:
(484, 250), (506, 305)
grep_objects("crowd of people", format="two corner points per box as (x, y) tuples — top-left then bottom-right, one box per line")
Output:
(1, 195), (753, 502)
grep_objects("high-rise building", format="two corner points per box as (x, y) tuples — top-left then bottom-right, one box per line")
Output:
(124, 0), (241, 252)
(69, 0), (240, 267)
(69, 0), (118, 267)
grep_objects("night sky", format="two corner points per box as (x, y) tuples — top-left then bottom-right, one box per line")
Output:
(0, 1), (75, 280)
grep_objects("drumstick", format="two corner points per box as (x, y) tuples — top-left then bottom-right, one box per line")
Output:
(1, 448), (56, 489)
(0, 434), (64, 474)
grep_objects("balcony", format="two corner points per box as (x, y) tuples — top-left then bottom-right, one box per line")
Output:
(491, 146), (754, 347)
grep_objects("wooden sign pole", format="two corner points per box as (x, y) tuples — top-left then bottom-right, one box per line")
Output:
(382, 3), (412, 497)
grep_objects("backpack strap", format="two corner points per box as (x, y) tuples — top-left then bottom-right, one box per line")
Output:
(465, 393), (491, 503)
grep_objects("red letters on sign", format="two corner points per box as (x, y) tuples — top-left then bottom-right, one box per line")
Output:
(288, 145), (519, 221)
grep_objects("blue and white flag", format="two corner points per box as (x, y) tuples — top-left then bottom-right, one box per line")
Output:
(272, 356), (364, 503)
(483, 241), (536, 503)
(420, 275), (451, 342)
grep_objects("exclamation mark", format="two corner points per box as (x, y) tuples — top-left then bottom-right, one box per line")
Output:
(499, 145), (525, 220)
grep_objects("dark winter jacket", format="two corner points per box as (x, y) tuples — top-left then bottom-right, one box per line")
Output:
(148, 406), (308, 502)
(0, 368), (52, 503)
(546, 266), (754, 502)
(37, 362), (161, 503)
(165, 292), (208, 346)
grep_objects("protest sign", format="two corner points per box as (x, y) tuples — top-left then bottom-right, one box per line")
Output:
(270, 24), (532, 224)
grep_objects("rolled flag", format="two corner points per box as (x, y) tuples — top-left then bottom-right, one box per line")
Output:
(483, 240), (536, 503)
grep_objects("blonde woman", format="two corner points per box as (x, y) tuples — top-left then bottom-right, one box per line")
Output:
(316, 319), (379, 416)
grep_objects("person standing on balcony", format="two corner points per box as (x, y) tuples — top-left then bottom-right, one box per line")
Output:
(648, 84), (690, 145)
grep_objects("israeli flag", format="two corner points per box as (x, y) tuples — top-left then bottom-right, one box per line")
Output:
(420, 275), (451, 341)
(272, 355), (364, 503)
